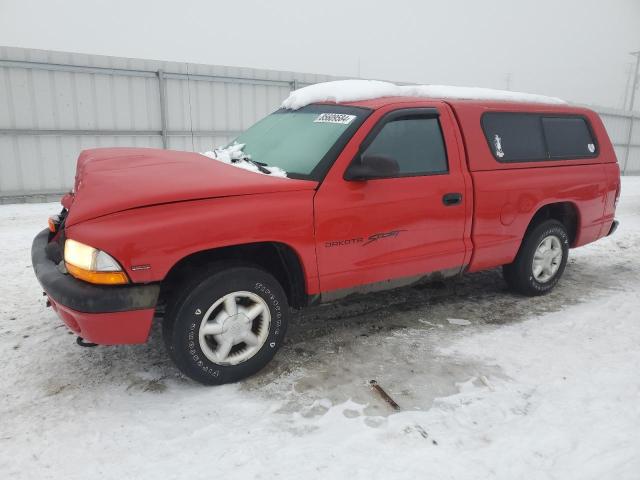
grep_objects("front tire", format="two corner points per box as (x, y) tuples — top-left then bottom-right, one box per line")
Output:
(163, 265), (289, 385)
(503, 220), (569, 296)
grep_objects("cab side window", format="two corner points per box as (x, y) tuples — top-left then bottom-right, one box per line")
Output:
(363, 117), (448, 176)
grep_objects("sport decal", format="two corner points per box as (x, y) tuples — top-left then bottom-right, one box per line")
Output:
(362, 230), (406, 246)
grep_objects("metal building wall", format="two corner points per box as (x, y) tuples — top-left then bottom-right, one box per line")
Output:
(1, 46), (639, 203)
(592, 107), (640, 175)
(0, 46), (337, 202)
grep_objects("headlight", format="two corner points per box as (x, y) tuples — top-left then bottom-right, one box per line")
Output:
(64, 239), (129, 285)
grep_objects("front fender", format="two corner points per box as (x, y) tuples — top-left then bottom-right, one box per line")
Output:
(65, 191), (319, 293)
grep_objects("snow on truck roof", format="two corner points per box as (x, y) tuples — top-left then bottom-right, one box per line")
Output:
(281, 79), (566, 110)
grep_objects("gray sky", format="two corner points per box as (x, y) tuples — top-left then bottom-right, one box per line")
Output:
(1, 0), (639, 109)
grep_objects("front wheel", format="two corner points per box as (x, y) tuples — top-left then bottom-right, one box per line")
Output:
(163, 265), (289, 385)
(503, 219), (569, 296)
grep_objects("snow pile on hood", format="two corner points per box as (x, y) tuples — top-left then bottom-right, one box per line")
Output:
(281, 79), (566, 110)
(201, 143), (288, 178)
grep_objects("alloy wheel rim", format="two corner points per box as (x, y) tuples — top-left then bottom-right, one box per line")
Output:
(198, 291), (271, 365)
(532, 235), (563, 283)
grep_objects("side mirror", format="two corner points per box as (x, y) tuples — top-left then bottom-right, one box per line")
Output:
(344, 153), (400, 181)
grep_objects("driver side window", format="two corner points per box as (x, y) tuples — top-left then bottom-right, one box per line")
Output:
(363, 117), (449, 176)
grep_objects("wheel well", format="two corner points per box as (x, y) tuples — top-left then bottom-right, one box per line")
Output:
(159, 242), (307, 309)
(526, 202), (579, 246)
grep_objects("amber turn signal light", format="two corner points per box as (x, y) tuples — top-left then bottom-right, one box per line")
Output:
(48, 215), (60, 233)
(65, 262), (129, 285)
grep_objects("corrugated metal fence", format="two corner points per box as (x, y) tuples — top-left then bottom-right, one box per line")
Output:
(1, 46), (639, 203)
(588, 106), (640, 175)
(0, 46), (336, 202)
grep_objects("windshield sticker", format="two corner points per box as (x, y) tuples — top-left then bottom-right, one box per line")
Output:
(587, 143), (595, 153)
(494, 134), (505, 158)
(314, 113), (356, 125)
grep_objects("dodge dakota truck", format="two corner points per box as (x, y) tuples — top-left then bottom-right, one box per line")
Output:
(32, 81), (620, 385)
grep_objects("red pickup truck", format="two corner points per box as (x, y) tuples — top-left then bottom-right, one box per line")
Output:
(32, 83), (620, 385)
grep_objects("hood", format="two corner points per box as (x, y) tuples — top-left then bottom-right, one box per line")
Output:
(64, 148), (317, 226)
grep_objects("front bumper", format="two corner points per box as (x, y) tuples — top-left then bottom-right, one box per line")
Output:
(31, 229), (160, 344)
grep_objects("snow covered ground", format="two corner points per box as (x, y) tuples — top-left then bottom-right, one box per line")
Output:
(1, 178), (639, 480)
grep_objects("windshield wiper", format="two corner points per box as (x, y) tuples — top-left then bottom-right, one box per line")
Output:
(233, 157), (272, 174)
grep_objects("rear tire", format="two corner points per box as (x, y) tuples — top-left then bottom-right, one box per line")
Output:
(163, 265), (289, 385)
(503, 220), (569, 296)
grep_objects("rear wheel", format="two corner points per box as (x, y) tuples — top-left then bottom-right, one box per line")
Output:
(503, 220), (569, 296)
(163, 265), (289, 385)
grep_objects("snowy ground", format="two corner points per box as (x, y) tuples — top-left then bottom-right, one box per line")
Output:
(1, 178), (639, 480)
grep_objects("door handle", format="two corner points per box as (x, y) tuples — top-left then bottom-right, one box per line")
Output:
(442, 193), (462, 206)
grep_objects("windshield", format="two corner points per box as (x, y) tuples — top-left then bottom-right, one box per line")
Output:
(230, 104), (370, 180)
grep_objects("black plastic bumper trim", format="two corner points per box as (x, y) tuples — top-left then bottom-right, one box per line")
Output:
(607, 220), (619, 237)
(31, 229), (160, 313)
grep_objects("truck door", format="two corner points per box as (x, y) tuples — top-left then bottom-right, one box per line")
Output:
(313, 104), (470, 295)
